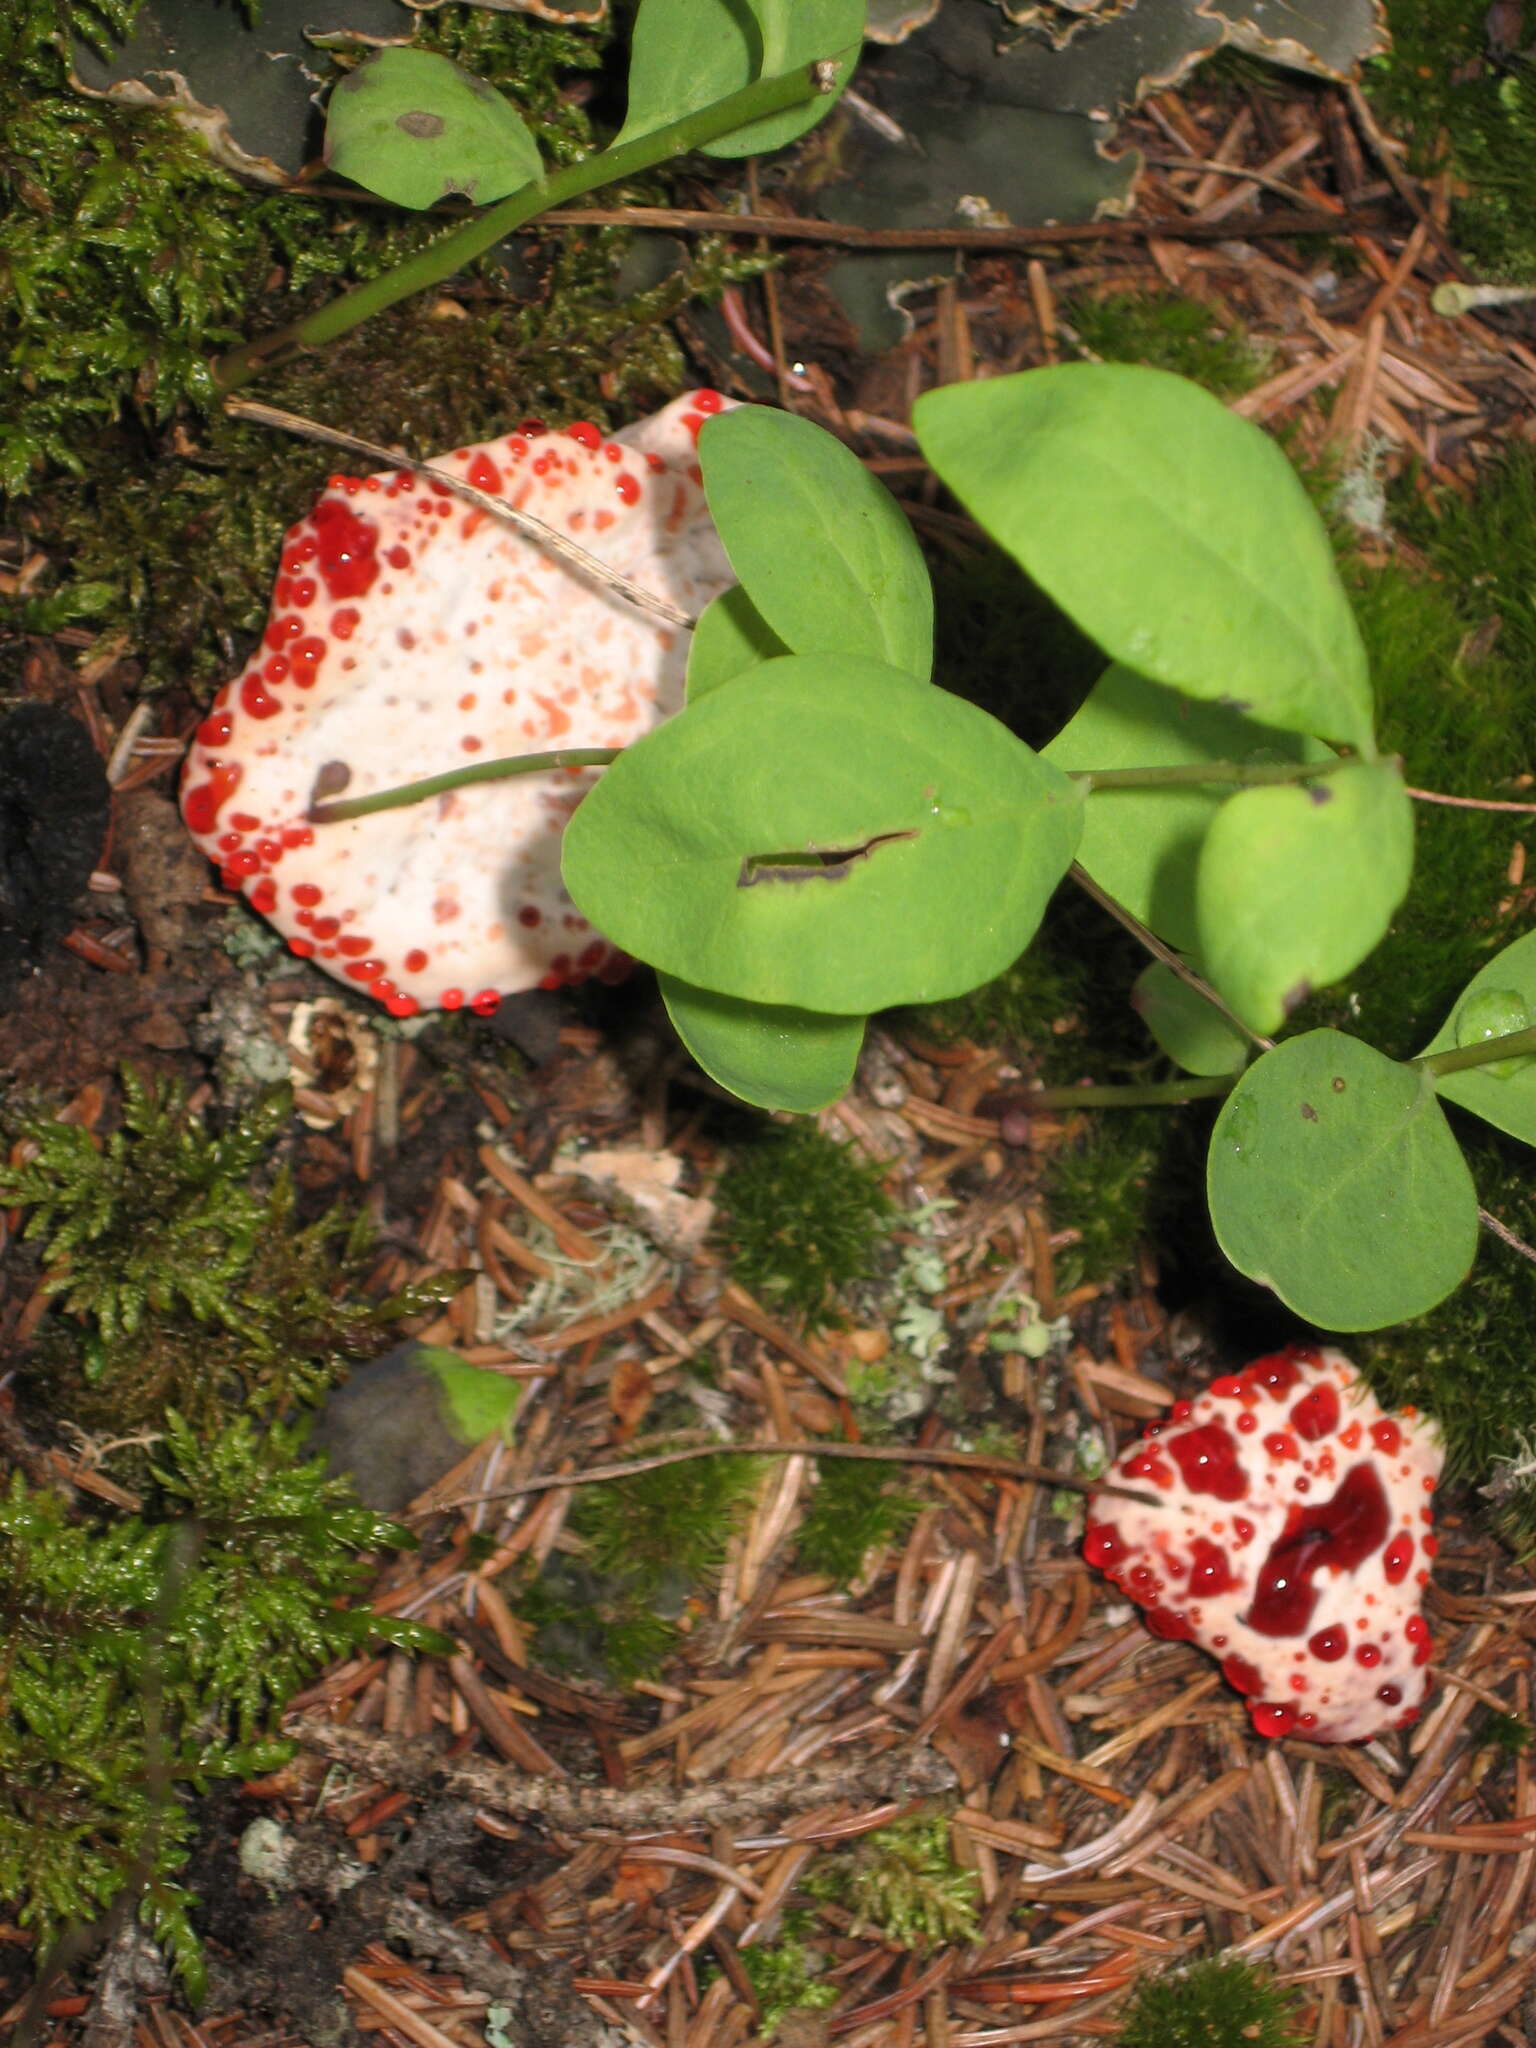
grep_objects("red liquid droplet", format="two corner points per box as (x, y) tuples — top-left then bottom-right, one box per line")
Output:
(1308, 1625), (1348, 1661)
(1246, 1462), (1391, 1639)
(197, 713), (234, 748)
(292, 883), (323, 908)
(565, 421), (601, 450)
(1249, 1701), (1296, 1739)
(240, 674), (280, 719)
(441, 988), (465, 1010)
(468, 451), (504, 491)
(1370, 1418), (1403, 1455)
(1263, 1431), (1299, 1461)
(1146, 1607), (1194, 1641)
(249, 879), (278, 913)
(470, 989), (501, 1017)
(404, 948), (428, 974)
(1222, 1654), (1264, 1696)
(1188, 1537), (1238, 1598)
(1083, 1523), (1122, 1570)
(386, 993), (420, 1018)
(1167, 1420), (1249, 1501)
(1290, 1383), (1340, 1441)
(1383, 1532), (1415, 1585)
(1249, 1349), (1303, 1399)
(615, 471), (640, 505)
(694, 387), (724, 414)
(183, 760), (243, 836)
(311, 499), (381, 600)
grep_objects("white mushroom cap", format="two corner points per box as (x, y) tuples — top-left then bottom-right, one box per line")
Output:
(1085, 1346), (1441, 1744)
(180, 390), (738, 1017)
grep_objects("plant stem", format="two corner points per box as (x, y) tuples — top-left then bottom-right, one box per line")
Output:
(213, 62), (833, 391)
(308, 748), (619, 823)
(1417, 1024), (1536, 1079)
(1069, 862), (1269, 1053)
(1074, 756), (1366, 794)
(1017, 1076), (1236, 1109)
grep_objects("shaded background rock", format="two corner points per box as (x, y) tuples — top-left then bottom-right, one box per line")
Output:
(0, 702), (110, 1008)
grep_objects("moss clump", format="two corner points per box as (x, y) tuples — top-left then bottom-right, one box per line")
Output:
(516, 1453), (761, 1682)
(0, 1068), (460, 1444)
(1115, 1957), (1304, 2048)
(793, 1458), (919, 1585)
(804, 1809), (980, 1950)
(717, 1125), (894, 1330)
(1367, 1), (1536, 280)
(1065, 291), (1269, 396)
(1046, 1111), (1165, 1293)
(1, 1413), (434, 1995)
(738, 1911), (838, 2037)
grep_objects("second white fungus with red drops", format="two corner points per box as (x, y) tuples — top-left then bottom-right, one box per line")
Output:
(180, 389), (739, 1018)
(1084, 1345), (1441, 1744)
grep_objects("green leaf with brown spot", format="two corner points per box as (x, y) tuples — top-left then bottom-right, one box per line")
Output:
(325, 50), (543, 211)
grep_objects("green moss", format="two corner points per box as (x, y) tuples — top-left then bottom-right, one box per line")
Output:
(6, 0), (762, 681)
(1367, 1), (1536, 280)
(792, 1458), (919, 1584)
(0, 1068), (461, 1444)
(1115, 1957), (1304, 2048)
(1065, 291), (1269, 397)
(717, 1124), (895, 1330)
(516, 1453), (760, 1683)
(1293, 451), (1536, 1057)
(738, 1911), (838, 2037)
(0, 1412), (434, 1994)
(804, 1809), (980, 1951)
(1357, 1128), (1536, 1487)
(1047, 1111), (1165, 1293)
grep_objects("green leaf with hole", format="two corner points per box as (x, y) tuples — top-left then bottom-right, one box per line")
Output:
(1208, 1030), (1478, 1329)
(1195, 759), (1413, 1034)
(1132, 964), (1250, 1076)
(325, 50), (543, 210)
(563, 654), (1083, 1013)
(687, 587), (787, 702)
(616, 0), (862, 159)
(913, 365), (1375, 752)
(1420, 928), (1536, 1142)
(1043, 664), (1331, 956)
(699, 407), (933, 677)
(660, 973), (864, 1110)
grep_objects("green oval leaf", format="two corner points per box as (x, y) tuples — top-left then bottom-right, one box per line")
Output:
(616, 0), (862, 160)
(1043, 664), (1331, 956)
(325, 50), (543, 210)
(699, 407), (933, 678)
(1132, 963), (1250, 1076)
(1195, 759), (1413, 1034)
(1208, 1030), (1478, 1329)
(562, 654), (1083, 1013)
(913, 365), (1375, 752)
(687, 586), (787, 702)
(660, 973), (863, 1110)
(1421, 928), (1536, 1139)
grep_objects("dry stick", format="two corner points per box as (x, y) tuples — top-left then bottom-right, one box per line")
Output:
(532, 202), (1395, 249)
(221, 397), (691, 629)
(1477, 1207), (1536, 1268)
(285, 1718), (958, 1835)
(1406, 786), (1536, 814)
(1068, 861), (1271, 1054)
(423, 1438), (1165, 1516)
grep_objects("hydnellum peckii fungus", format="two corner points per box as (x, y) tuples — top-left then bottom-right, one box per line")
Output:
(180, 390), (738, 1016)
(1085, 1346), (1441, 1744)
